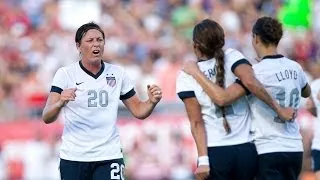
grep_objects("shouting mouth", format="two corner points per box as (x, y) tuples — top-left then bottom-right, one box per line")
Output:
(92, 50), (100, 56)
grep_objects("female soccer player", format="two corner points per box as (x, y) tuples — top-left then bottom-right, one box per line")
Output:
(183, 17), (311, 180)
(42, 22), (162, 180)
(176, 18), (292, 180)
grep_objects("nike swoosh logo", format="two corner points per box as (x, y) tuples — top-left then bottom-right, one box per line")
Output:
(76, 82), (84, 85)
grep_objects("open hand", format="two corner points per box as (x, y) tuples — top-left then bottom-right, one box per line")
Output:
(147, 84), (162, 104)
(182, 60), (200, 76)
(195, 165), (210, 180)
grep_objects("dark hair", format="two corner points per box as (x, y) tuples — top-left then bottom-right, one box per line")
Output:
(193, 19), (231, 134)
(252, 17), (283, 46)
(75, 22), (105, 45)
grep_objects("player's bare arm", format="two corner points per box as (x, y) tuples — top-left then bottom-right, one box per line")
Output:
(183, 60), (246, 106)
(234, 63), (294, 121)
(42, 88), (77, 124)
(122, 84), (162, 119)
(184, 60), (294, 121)
(183, 97), (209, 180)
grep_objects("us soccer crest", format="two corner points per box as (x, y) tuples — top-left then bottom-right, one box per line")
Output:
(106, 76), (116, 87)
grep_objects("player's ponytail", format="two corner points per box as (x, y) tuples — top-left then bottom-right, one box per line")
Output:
(215, 48), (231, 134)
(193, 19), (231, 134)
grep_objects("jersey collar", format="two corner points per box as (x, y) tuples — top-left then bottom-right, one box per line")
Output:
(198, 57), (215, 62)
(79, 60), (105, 79)
(262, 54), (284, 60)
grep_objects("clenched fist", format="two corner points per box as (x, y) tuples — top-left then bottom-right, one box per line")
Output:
(59, 88), (77, 107)
(195, 165), (210, 180)
(147, 84), (162, 104)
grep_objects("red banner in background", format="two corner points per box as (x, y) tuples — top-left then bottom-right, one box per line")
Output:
(0, 120), (62, 146)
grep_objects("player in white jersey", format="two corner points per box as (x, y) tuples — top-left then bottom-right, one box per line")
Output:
(176, 19), (293, 180)
(306, 79), (320, 179)
(182, 17), (311, 180)
(42, 22), (162, 180)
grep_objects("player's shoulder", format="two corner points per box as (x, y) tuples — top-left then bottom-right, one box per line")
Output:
(252, 60), (264, 69)
(177, 70), (191, 81)
(57, 61), (79, 73)
(224, 48), (245, 59)
(224, 48), (246, 66)
(176, 70), (197, 93)
(224, 48), (240, 55)
(253, 56), (283, 70)
(103, 62), (125, 74)
(104, 62), (123, 70)
(281, 57), (303, 70)
(176, 70), (197, 86)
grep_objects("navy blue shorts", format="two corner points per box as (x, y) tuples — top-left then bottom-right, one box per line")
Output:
(207, 142), (257, 180)
(60, 158), (125, 180)
(257, 152), (302, 180)
(312, 150), (320, 172)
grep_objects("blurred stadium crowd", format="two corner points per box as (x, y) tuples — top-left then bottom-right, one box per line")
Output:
(0, 0), (320, 179)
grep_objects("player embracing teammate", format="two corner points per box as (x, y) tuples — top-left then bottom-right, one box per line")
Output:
(177, 17), (311, 180)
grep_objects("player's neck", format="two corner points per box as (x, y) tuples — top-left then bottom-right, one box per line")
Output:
(81, 59), (102, 75)
(258, 46), (278, 60)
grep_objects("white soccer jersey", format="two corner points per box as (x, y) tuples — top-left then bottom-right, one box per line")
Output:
(176, 48), (253, 147)
(311, 79), (320, 150)
(249, 55), (308, 154)
(51, 61), (135, 161)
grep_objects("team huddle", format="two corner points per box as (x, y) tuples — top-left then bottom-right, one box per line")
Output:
(177, 17), (311, 180)
(42, 16), (319, 180)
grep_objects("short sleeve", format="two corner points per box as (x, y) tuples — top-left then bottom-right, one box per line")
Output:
(120, 70), (136, 100)
(50, 68), (68, 94)
(231, 59), (251, 73)
(225, 49), (251, 73)
(176, 71), (196, 100)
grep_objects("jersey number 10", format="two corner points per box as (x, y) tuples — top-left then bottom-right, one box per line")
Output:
(274, 88), (299, 123)
(88, 90), (108, 107)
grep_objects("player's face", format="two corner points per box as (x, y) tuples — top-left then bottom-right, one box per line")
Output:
(78, 29), (105, 63)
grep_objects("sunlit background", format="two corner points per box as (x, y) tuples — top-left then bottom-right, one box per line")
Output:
(0, 0), (319, 179)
